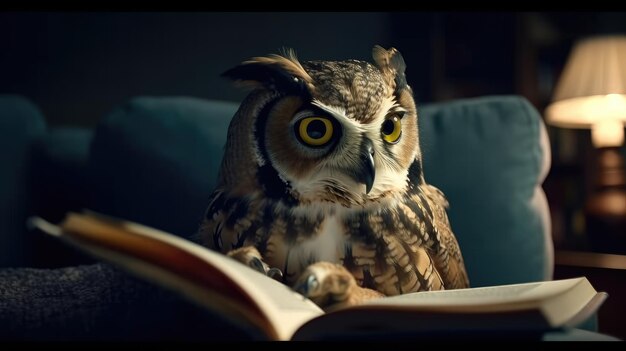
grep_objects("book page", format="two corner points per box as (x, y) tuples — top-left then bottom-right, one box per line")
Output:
(363, 278), (588, 310)
(31, 213), (324, 341)
(235, 264), (325, 340)
(31, 213), (605, 340)
(120, 216), (326, 339)
(353, 277), (601, 327)
(292, 277), (602, 340)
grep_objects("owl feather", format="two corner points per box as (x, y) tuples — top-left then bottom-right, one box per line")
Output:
(222, 51), (314, 95)
(198, 45), (469, 312)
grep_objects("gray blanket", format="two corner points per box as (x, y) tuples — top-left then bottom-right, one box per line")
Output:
(0, 263), (259, 341)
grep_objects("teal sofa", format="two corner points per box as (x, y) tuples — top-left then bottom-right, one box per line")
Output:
(0, 94), (618, 340)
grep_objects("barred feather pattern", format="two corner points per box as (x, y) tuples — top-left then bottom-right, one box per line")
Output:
(198, 161), (469, 296)
(197, 46), (470, 303)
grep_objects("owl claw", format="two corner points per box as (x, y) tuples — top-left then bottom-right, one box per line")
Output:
(293, 262), (384, 311)
(249, 256), (268, 274)
(294, 274), (319, 297)
(267, 267), (283, 281)
(293, 262), (353, 308)
(249, 257), (283, 282)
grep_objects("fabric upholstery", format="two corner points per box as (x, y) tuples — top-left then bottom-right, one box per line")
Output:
(88, 97), (237, 238)
(419, 96), (553, 287)
(28, 127), (94, 267)
(0, 95), (46, 267)
(0, 262), (259, 341)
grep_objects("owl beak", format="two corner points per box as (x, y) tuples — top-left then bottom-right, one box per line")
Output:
(356, 139), (376, 194)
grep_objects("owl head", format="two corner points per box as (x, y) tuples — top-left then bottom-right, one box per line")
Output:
(218, 46), (423, 207)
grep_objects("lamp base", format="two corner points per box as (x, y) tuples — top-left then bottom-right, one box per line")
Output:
(584, 147), (626, 254)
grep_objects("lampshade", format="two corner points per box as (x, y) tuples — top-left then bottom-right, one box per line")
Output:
(545, 35), (626, 147)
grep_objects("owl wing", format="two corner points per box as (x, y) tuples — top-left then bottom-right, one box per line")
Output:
(198, 190), (261, 254)
(420, 184), (470, 289)
(197, 190), (227, 251)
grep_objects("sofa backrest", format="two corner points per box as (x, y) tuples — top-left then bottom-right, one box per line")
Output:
(85, 95), (553, 287)
(0, 95), (46, 267)
(419, 96), (553, 286)
(88, 97), (235, 239)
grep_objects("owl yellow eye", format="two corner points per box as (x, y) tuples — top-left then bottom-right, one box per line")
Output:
(296, 117), (334, 147)
(381, 115), (402, 144)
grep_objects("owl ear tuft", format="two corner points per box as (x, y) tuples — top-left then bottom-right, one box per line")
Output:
(222, 50), (314, 95)
(372, 45), (408, 93)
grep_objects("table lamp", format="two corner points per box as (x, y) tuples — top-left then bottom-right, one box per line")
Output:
(545, 34), (626, 254)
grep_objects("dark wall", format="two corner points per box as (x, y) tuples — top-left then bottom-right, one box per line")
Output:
(3, 12), (626, 129)
(0, 12), (393, 127)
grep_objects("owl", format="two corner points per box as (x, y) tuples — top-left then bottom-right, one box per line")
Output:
(197, 45), (469, 311)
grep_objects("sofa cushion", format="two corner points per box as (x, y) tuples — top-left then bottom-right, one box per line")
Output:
(28, 127), (94, 267)
(30, 127), (93, 220)
(0, 95), (46, 267)
(89, 97), (237, 238)
(419, 95), (552, 287)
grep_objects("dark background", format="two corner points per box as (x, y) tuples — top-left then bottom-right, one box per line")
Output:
(2, 11), (626, 249)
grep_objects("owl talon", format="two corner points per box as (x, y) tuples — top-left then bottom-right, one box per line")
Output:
(294, 274), (319, 297)
(227, 246), (275, 277)
(292, 262), (355, 310)
(293, 262), (384, 311)
(249, 256), (268, 274)
(267, 267), (283, 281)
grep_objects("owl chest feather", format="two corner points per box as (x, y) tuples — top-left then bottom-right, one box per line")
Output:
(214, 196), (374, 275)
(206, 187), (442, 290)
(293, 215), (346, 263)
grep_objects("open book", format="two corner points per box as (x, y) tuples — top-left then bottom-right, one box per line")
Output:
(29, 211), (608, 341)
